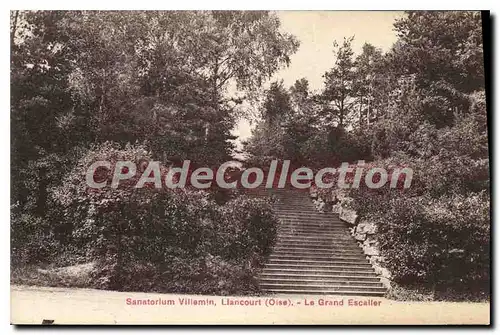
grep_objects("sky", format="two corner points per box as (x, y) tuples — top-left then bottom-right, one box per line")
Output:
(231, 11), (405, 151)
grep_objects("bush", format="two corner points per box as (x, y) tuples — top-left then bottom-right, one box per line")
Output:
(386, 283), (434, 302)
(352, 189), (490, 297)
(11, 209), (59, 265)
(81, 190), (278, 294)
(52, 142), (279, 294)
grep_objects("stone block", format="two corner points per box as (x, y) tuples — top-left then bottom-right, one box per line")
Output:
(354, 232), (366, 241)
(340, 196), (355, 208)
(331, 203), (342, 214)
(379, 277), (392, 289)
(373, 263), (391, 279)
(363, 245), (380, 256)
(363, 236), (379, 247)
(333, 189), (348, 201)
(339, 207), (358, 225)
(369, 255), (384, 264)
(357, 221), (377, 235)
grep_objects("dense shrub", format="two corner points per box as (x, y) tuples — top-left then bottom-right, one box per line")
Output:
(52, 142), (279, 294)
(11, 209), (59, 265)
(351, 188), (490, 297)
(345, 144), (490, 299)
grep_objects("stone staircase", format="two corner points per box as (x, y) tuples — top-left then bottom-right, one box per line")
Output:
(248, 187), (386, 296)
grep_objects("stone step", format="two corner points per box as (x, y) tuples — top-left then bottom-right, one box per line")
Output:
(277, 231), (351, 237)
(269, 253), (367, 262)
(277, 232), (350, 239)
(258, 273), (380, 282)
(279, 221), (345, 226)
(278, 219), (345, 225)
(277, 231), (351, 238)
(274, 198), (311, 200)
(270, 192), (308, 195)
(259, 271), (378, 278)
(272, 243), (362, 251)
(278, 218), (345, 224)
(276, 238), (354, 246)
(274, 205), (316, 208)
(275, 235), (355, 242)
(274, 197), (312, 200)
(278, 230), (349, 237)
(278, 226), (347, 232)
(276, 212), (342, 219)
(272, 189), (304, 192)
(274, 243), (362, 252)
(261, 288), (386, 296)
(273, 210), (339, 218)
(274, 204), (330, 208)
(273, 197), (311, 200)
(272, 248), (364, 257)
(262, 266), (376, 275)
(277, 230), (349, 237)
(273, 245), (363, 252)
(278, 222), (346, 228)
(278, 220), (345, 226)
(277, 213), (338, 218)
(274, 203), (316, 206)
(264, 261), (374, 269)
(275, 206), (316, 210)
(277, 236), (351, 243)
(278, 223), (348, 230)
(276, 240), (354, 247)
(258, 278), (384, 288)
(275, 241), (361, 250)
(278, 223), (347, 228)
(267, 258), (371, 267)
(278, 228), (349, 233)
(277, 228), (349, 234)
(278, 224), (346, 231)
(275, 209), (334, 211)
(259, 283), (386, 293)
(269, 254), (368, 262)
(272, 245), (360, 252)
(274, 201), (315, 205)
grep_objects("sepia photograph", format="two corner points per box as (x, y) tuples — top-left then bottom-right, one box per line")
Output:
(9, 9), (491, 325)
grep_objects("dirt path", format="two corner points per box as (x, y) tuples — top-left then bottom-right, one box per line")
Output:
(11, 285), (490, 325)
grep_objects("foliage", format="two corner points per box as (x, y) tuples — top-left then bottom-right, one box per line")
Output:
(11, 10), (490, 299)
(362, 192), (489, 296)
(11, 10), (300, 209)
(247, 11), (489, 300)
(49, 142), (279, 293)
(11, 11), (294, 294)
(11, 210), (59, 265)
(321, 36), (357, 128)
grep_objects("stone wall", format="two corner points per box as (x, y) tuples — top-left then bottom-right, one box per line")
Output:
(309, 186), (392, 289)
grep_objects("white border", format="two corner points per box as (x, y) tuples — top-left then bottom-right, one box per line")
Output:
(1, 2), (497, 334)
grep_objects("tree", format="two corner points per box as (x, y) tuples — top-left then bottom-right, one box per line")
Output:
(11, 10), (301, 212)
(353, 43), (384, 128)
(244, 81), (293, 164)
(67, 11), (299, 165)
(391, 11), (484, 128)
(321, 36), (357, 129)
(11, 11), (86, 214)
(289, 78), (312, 113)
